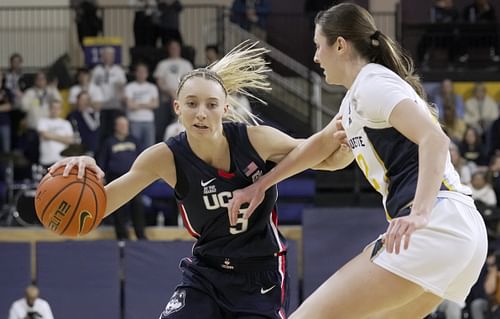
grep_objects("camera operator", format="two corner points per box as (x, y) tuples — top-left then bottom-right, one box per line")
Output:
(8, 284), (54, 319)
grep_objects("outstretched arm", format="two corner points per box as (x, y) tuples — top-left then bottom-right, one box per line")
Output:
(49, 143), (176, 217)
(228, 116), (343, 225)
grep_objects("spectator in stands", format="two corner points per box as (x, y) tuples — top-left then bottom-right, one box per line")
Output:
(450, 142), (475, 185)
(430, 79), (465, 121)
(417, 0), (460, 66)
(8, 284), (54, 319)
(157, 0), (183, 46)
(205, 44), (220, 66)
(471, 170), (497, 208)
(132, 0), (160, 47)
(91, 46), (127, 139)
(125, 63), (159, 149)
(489, 155), (500, 209)
(464, 82), (499, 135)
(154, 39), (192, 141)
(21, 71), (62, 131)
(230, 0), (271, 39)
(67, 91), (101, 156)
(97, 115), (147, 241)
(4, 53), (26, 108)
(68, 68), (103, 110)
(37, 100), (74, 168)
(459, 126), (488, 166)
(228, 4), (487, 318)
(443, 96), (467, 143)
(0, 70), (13, 153)
(75, 0), (103, 48)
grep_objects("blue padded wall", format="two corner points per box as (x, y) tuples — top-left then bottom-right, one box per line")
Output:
(123, 241), (194, 319)
(36, 241), (120, 319)
(302, 208), (387, 298)
(0, 242), (31, 319)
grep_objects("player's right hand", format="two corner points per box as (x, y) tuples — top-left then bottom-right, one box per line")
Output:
(49, 156), (105, 180)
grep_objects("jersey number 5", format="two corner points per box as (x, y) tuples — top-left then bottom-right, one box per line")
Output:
(229, 209), (249, 235)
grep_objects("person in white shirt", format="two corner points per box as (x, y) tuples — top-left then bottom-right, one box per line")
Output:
(8, 284), (54, 319)
(37, 100), (74, 167)
(68, 68), (103, 109)
(91, 46), (127, 138)
(471, 171), (497, 208)
(154, 39), (193, 100)
(21, 71), (62, 130)
(154, 39), (193, 143)
(464, 82), (499, 135)
(125, 63), (159, 148)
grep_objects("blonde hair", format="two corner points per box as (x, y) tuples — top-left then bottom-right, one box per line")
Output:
(176, 41), (271, 125)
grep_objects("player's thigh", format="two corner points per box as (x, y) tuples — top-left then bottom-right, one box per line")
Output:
(367, 292), (443, 319)
(159, 287), (223, 319)
(289, 248), (428, 319)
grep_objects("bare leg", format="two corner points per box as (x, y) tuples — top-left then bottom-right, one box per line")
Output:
(290, 248), (442, 319)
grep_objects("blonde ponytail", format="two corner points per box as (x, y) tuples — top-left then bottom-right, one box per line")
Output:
(176, 41), (271, 125)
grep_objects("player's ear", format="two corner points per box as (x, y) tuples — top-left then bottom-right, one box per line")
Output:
(173, 100), (181, 116)
(336, 36), (347, 52)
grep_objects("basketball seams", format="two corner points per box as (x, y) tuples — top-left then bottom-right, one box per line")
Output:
(39, 180), (85, 221)
(85, 183), (100, 233)
(60, 174), (89, 236)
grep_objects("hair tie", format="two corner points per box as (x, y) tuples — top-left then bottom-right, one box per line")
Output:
(370, 30), (381, 47)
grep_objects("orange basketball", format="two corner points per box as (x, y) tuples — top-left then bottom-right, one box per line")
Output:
(35, 166), (106, 237)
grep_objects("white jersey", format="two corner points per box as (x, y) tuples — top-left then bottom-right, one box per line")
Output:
(339, 63), (471, 219)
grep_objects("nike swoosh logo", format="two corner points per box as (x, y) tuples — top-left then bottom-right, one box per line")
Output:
(201, 178), (216, 187)
(260, 285), (276, 294)
(79, 211), (92, 234)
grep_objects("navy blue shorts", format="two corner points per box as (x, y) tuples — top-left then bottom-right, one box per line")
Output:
(159, 254), (289, 319)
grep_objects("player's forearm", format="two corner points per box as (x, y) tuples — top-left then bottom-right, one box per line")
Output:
(411, 133), (450, 217)
(258, 131), (339, 190)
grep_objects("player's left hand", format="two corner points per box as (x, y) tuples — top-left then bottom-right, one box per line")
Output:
(384, 213), (429, 254)
(227, 182), (265, 226)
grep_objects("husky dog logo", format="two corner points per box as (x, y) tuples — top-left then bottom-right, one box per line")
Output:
(160, 289), (186, 318)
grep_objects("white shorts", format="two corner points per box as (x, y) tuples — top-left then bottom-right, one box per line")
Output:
(372, 191), (488, 306)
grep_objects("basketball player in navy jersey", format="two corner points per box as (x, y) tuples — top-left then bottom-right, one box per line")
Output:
(229, 4), (488, 319)
(49, 42), (350, 319)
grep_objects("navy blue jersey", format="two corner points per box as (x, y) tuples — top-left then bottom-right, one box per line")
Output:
(166, 122), (287, 258)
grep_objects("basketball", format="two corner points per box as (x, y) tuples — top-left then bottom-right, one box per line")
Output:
(35, 166), (107, 237)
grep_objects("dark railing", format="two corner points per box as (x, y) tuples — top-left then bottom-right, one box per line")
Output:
(402, 22), (500, 73)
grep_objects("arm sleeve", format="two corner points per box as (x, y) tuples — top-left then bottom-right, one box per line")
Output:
(356, 73), (415, 123)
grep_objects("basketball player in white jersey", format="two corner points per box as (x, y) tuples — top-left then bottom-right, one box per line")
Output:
(228, 3), (487, 319)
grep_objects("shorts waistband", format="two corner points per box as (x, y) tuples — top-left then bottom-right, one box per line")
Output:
(195, 253), (285, 272)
